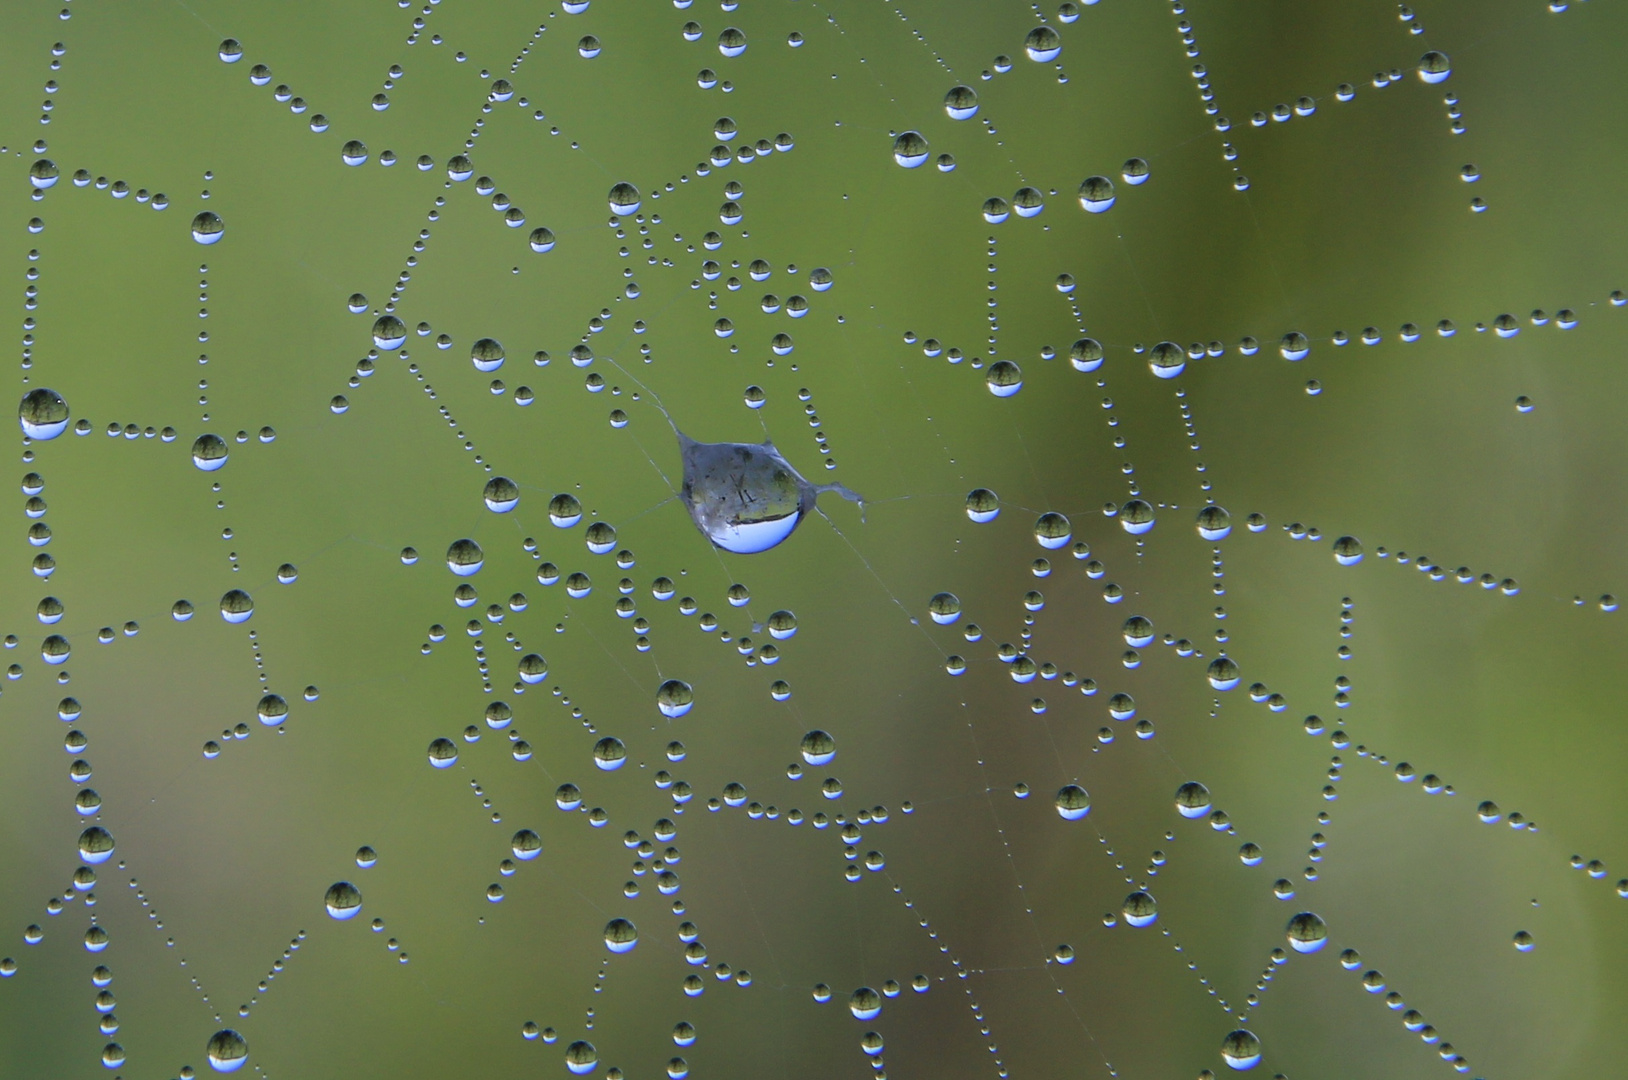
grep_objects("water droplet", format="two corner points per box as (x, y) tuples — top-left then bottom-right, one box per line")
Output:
(565, 1040), (600, 1075)
(323, 881), (362, 920)
(801, 729), (836, 765)
(593, 737), (627, 770)
(219, 589), (254, 624)
(1148, 341), (1185, 379)
(609, 182), (641, 215)
(986, 359), (1023, 396)
(484, 477), (520, 513)
(206, 1030), (249, 1074)
(191, 211), (225, 245)
(18, 389), (69, 440)
(1034, 512), (1072, 549)
(1078, 176), (1115, 213)
(1069, 338), (1104, 372)
(192, 433), (229, 471)
(29, 159), (59, 189)
(373, 315), (408, 350)
(1176, 781), (1212, 818)
(447, 539), (484, 576)
(1055, 784), (1091, 820)
(1122, 890), (1158, 927)
(1024, 26), (1062, 62)
(1196, 506), (1231, 540)
(966, 488), (1001, 522)
(78, 826), (115, 864)
(1220, 1029), (1262, 1071)
(1418, 50), (1451, 83)
(893, 131), (930, 168)
(679, 432), (861, 553)
(944, 85), (979, 119)
(428, 737), (458, 768)
(471, 338), (506, 372)
(658, 679), (694, 718)
(1285, 911), (1327, 952)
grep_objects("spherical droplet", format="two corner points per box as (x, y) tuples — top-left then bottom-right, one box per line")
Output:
(1078, 176), (1116, 213)
(471, 337), (506, 372)
(548, 493), (584, 528)
(1055, 784), (1091, 820)
(944, 85), (979, 120)
(608, 182), (642, 215)
(892, 131), (929, 169)
(800, 729), (836, 765)
(372, 314), (408, 350)
(658, 679), (694, 718)
(1220, 1029), (1262, 1071)
(1122, 890), (1158, 927)
(593, 737), (627, 771)
(1148, 341), (1185, 379)
(986, 359), (1023, 396)
(29, 158), (59, 189)
(1034, 512), (1072, 549)
(1119, 499), (1155, 535)
(1285, 911), (1327, 953)
(604, 917), (638, 953)
(512, 829), (543, 860)
(41, 634), (69, 665)
(78, 826), (115, 864)
(1024, 25), (1062, 61)
(1176, 781), (1212, 818)
(256, 693), (288, 726)
(219, 589), (254, 624)
(1418, 50), (1451, 83)
(1196, 506), (1231, 540)
(928, 592), (961, 625)
(765, 610), (798, 639)
(565, 1040), (600, 1075)
(1207, 656), (1241, 690)
(1069, 338), (1104, 372)
(191, 211), (225, 245)
(484, 476), (520, 513)
(965, 488), (1000, 523)
(18, 388), (69, 440)
(428, 737), (458, 769)
(203, 1029), (249, 1074)
(192, 433), (229, 471)
(519, 654), (549, 684)
(447, 539), (484, 576)
(324, 881), (362, 920)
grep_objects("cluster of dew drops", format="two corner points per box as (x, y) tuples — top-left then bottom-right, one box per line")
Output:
(7, 3), (1626, 1080)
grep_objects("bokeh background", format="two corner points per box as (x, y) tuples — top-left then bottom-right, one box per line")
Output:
(1, 0), (1625, 1078)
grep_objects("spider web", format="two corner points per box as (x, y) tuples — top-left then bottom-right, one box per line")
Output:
(0, 0), (1624, 1078)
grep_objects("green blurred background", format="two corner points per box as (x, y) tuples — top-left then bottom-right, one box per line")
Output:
(1, 0), (1625, 1077)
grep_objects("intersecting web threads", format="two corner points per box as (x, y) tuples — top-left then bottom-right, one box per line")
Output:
(2, 0), (1626, 1079)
